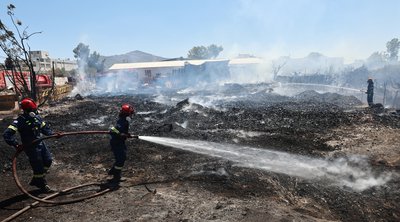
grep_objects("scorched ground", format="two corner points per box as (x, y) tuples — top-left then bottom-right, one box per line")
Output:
(0, 90), (399, 222)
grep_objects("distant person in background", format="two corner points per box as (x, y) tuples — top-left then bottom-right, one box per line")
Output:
(366, 78), (374, 107)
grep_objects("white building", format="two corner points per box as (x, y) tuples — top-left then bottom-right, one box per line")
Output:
(52, 58), (78, 72)
(102, 57), (264, 90)
(108, 57), (263, 82)
(30, 50), (77, 73)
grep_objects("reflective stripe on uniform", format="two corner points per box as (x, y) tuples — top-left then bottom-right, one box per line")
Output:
(41, 122), (46, 128)
(114, 166), (123, 170)
(110, 127), (120, 134)
(33, 174), (44, 178)
(8, 125), (18, 131)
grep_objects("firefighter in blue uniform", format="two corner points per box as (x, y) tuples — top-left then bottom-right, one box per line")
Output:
(366, 78), (374, 107)
(108, 104), (136, 183)
(3, 98), (59, 192)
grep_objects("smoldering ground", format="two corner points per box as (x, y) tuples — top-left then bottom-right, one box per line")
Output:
(1, 83), (399, 221)
(1, 59), (400, 220)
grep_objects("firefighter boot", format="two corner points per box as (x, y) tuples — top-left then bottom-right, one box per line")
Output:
(29, 178), (54, 193)
(40, 184), (54, 193)
(29, 177), (45, 187)
(108, 167), (117, 176)
(109, 174), (121, 184)
(108, 169), (121, 184)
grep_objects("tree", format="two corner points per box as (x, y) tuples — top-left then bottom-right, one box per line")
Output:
(386, 38), (400, 61)
(0, 4), (41, 100)
(366, 51), (387, 69)
(88, 51), (105, 73)
(367, 51), (386, 62)
(73, 43), (90, 62)
(73, 43), (104, 74)
(187, 44), (223, 59)
(188, 46), (208, 59)
(272, 57), (288, 80)
(207, 44), (223, 59)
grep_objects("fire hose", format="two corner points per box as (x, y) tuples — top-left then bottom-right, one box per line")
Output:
(11, 130), (138, 205)
(2, 182), (106, 222)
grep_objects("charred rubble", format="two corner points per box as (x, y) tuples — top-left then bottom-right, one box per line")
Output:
(0, 89), (399, 221)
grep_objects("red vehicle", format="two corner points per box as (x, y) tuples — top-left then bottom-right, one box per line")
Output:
(36, 74), (52, 88)
(0, 70), (52, 91)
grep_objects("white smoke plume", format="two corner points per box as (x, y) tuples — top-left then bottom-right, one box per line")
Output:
(71, 57), (95, 96)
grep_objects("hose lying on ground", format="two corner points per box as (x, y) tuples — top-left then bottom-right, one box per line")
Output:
(11, 131), (126, 205)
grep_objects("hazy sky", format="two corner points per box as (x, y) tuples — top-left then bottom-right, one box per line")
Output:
(0, 0), (399, 62)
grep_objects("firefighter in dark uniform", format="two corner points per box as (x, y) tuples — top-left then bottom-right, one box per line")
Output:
(366, 78), (374, 107)
(3, 98), (60, 192)
(108, 104), (136, 183)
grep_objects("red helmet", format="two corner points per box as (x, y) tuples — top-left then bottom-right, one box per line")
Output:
(20, 98), (37, 111)
(120, 104), (135, 116)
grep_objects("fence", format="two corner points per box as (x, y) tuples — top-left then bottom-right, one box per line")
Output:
(0, 84), (73, 111)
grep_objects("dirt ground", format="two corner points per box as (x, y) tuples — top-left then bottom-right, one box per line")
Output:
(0, 87), (399, 222)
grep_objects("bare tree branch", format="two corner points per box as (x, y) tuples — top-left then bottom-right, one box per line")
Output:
(0, 4), (39, 100)
(272, 58), (288, 80)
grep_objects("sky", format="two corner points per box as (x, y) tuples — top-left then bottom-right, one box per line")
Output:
(0, 0), (399, 62)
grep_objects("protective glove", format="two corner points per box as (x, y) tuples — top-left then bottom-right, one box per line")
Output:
(126, 134), (139, 139)
(120, 133), (139, 139)
(54, 132), (63, 139)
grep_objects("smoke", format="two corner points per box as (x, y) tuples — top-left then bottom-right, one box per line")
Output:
(95, 71), (140, 94)
(84, 59), (274, 96)
(140, 136), (393, 191)
(226, 59), (273, 84)
(71, 56), (95, 96)
(73, 54), (366, 98)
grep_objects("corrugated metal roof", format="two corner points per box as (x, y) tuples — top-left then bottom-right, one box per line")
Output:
(109, 61), (185, 70)
(109, 58), (261, 70)
(228, 57), (263, 65)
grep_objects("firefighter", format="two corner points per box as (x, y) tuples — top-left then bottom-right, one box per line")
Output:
(366, 78), (374, 107)
(108, 104), (136, 183)
(3, 98), (61, 192)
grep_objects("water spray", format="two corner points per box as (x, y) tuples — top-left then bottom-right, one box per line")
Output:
(139, 136), (392, 191)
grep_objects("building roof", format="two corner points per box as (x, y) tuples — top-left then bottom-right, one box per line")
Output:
(109, 58), (262, 70)
(229, 57), (264, 65)
(109, 59), (228, 70)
